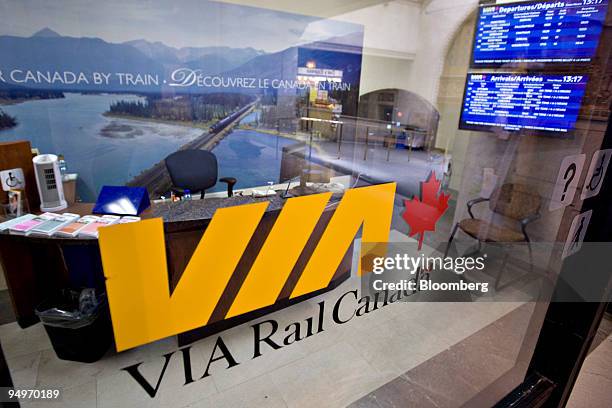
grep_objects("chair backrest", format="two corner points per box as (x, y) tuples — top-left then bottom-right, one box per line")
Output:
(489, 183), (541, 221)
(165, 150), (218, 192)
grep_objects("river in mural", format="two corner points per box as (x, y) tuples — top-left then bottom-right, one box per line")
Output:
(211, 126), (295, 194)
(0, 0), (363, 202)
(0, 93), (294, 201)
(0, 93), (201, 201)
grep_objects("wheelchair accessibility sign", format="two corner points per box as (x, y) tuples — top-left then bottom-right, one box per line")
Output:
(581, 149), (611, 201)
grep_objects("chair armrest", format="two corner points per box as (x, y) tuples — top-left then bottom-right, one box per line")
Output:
(467, 197), (489, 219)
(520, 213), (540, 242)
(219, 177), (237, 197)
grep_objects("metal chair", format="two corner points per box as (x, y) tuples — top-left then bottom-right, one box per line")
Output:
(165, 150), (237, 199)
(444, 183), (541, 289)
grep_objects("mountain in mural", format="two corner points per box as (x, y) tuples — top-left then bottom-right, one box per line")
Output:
(32, 28), (61, 38)
(177, 46), (264, 65)
(223, 47), (297, 82)
(124, 39), (265, 72)
(0, 28), (361, 93)
(122, 39), (182, 65)
(0, 28), (268, 91)
(0, 29), (166, 91)
(222, 32), (363, 85)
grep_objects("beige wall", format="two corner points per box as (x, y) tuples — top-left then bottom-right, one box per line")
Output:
(436, 12), (476, 183)
(222, 1), (421, 60)
(332, 0), (422, 96)
(214, 0), (608, 251)
(359, 56), (413, 95)
(222, 0), (477, 102)
(406, 0), (478, 104)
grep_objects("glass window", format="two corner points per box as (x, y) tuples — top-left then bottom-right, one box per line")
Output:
(0, 1), (610, 407)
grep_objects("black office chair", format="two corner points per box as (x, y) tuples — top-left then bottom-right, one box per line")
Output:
(165, 150), (237, 199)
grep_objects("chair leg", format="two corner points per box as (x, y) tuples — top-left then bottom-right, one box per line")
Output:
(495, 252), (510, 291)
(444, 223), (459, 258)
(527, 241), (534, 275)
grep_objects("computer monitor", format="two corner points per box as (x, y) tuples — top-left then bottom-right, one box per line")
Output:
(459, 73), (588, 134)
(471, 0), (609, 67)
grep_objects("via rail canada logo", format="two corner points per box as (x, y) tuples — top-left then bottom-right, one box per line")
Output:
(98, 183), (396, 351)
(402, 172), (450, 249)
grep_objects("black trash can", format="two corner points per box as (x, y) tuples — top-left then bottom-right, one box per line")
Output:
(35, 289), (112, 363)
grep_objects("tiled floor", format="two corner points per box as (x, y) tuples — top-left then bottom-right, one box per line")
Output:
(589, 314), (612, 353)
(1, 232), (529, 407)
(3, 297), (524, 408)
(567, 317), (612, 408)
(350, 303), (536, 408)
(0, 289), (15, 325)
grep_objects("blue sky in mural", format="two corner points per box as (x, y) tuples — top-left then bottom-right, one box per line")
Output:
(0, 0), (362, 51)
(0, 0), (363, 201)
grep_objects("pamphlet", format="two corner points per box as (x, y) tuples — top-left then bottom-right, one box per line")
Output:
(27, 213), (80, 237)
(9, 213), (56, 234)
(0, 214), (37, 232)
(118, 216), (141, 224)
(55, 215), (99, 238)
(78, 215), (121, 238)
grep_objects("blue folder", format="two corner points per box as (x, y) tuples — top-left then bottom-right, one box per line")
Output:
(92, 186), (150, 216)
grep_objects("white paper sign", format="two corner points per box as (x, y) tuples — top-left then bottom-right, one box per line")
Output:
(581, 149), (612, 200)
(0, 168), (26, 192)
(562, 210), (593, 259)
(549, 154), (586, 211)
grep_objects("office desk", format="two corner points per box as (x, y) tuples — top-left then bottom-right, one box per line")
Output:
(0, 193), (352, 346)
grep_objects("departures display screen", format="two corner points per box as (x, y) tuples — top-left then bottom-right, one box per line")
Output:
(472, 0), (609, 66)
(459, 73), (588, 133)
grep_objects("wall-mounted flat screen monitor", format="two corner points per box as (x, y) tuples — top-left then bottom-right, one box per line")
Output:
(472, 0), (609, 67)
(459, 73), (588, 133)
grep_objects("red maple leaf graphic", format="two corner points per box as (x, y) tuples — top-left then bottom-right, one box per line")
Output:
(402, 172), (450, 250)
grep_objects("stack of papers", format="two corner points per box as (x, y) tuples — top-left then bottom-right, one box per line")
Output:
(0, 214), (37, 232)
(54, 215), (99, 238)
(27, 213), (80, 237)
(118, 216), (141, 224)
(2, 213), (142, 238)
(78, 215), (121, 238)
(9, 213), (56, 235)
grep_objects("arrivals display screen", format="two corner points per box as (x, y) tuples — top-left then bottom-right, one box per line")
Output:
(472, 0), (609, 66)
(459, 73), (588, 133)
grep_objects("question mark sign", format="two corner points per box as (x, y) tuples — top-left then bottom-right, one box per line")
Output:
(561, 163), (577, 202)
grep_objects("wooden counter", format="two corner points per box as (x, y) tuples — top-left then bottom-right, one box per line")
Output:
(0, 193), (352, 346)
